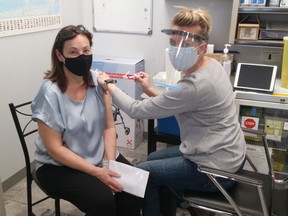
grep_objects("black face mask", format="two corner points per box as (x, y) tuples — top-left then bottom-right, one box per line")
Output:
(63, 54), (92, 77)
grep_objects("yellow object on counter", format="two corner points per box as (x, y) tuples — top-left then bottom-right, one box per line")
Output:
(272, 149), (287, 172)
(281, 36), (288, 88)
(272, 93), (288, 96)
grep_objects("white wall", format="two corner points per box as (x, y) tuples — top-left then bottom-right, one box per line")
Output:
(83, 0), (234, 76)
(0, 0), (84, 183)
(0, 0), (234, 183)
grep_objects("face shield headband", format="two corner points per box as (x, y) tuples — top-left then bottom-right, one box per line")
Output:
(161, 29), (205, 44)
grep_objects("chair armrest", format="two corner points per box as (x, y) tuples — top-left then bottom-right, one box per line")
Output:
(198, 165), (263, 187)
(275, 177), (288, 189)
(241, 127), (266, 136)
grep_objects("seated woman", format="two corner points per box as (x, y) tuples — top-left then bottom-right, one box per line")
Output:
(31, 24), (141, 216)
(97, 7), (246, 216)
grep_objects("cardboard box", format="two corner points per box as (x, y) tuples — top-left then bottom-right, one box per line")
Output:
(205, 53), (234, 63)
(237, 15), (260, 40)
(205, 53), (222, 62)
(92, 56), (145, 149)
(237, 23), (260, 40)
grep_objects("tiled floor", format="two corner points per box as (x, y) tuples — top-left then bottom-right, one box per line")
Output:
(3, 140), (196, 216)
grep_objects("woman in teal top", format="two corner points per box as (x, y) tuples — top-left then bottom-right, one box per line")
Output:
(31, 25), (140, 216)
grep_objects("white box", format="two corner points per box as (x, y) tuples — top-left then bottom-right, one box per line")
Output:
(92, 56), (145, 149)
(280, 0), (288, 7)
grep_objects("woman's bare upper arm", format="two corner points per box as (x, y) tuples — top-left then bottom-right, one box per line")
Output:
(36, 120), (62, 152)
(103, 91), (115, 129)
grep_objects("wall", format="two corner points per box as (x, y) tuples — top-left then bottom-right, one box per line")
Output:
(0, 0), (234, 185)
(83, 0), (234, 75)
(0, 0), (84, 185)
(233, 46), (283, 79)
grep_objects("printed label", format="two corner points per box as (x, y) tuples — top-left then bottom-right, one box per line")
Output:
(241, 116), (259, 130)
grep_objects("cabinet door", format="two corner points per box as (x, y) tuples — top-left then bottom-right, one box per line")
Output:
(235, 98), (288, 181)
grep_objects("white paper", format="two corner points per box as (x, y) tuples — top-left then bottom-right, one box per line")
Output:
(108, 160), (149, 198)
(244, 144), (272, 174)
(283, 122), (288, 130)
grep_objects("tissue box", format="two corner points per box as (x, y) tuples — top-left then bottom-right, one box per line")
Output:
(157, 116), (180, 136)
(92, 56), (145, 149)
(153, 71), (166, 83)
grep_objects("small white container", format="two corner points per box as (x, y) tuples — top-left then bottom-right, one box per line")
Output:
(268, 0), (280, 6)
(207, 44), (214, 54)
(258, 0), (266, 6)
(240, 0), (250, 5)
(250, 0), (258, 5)
(153, 71), (166, 84)
(280, 0), (288, 7)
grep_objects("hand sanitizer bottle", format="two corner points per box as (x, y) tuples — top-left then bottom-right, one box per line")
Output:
(220, 44), (232, 77)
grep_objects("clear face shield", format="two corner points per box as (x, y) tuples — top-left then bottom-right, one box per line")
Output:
(161, 29), (205, 72)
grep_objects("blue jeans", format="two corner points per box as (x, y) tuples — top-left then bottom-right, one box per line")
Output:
(136, 146), (236, 216)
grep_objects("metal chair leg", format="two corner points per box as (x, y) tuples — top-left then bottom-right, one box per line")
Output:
(55, 198), (61, 216)
(27, 177), (33, 216)
(186, 207), (216, 216)
(187, 206), (200, 216)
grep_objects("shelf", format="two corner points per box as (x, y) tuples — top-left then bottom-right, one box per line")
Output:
(234, 39), (284, 47)
(239, 6), (288, 14)
(229, 0), (288, 47)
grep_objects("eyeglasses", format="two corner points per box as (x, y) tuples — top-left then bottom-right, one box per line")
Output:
(161, 29), (205, 46)
(56, 25), (88, 43)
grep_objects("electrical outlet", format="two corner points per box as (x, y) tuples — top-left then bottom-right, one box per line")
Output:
(260, 49), (282, 64)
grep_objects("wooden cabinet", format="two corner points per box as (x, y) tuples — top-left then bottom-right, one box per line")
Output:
(229, 0), (288, 47)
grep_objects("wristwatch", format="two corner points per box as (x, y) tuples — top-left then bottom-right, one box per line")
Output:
(104, 78), (117, 86)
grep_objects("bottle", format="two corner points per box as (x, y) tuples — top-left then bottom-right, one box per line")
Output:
(220, 44), (232, 77)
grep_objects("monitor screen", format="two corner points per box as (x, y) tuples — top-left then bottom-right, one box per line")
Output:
(234, 63), (277, 93)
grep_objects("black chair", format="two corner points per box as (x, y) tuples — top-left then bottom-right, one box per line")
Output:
(9, 101), (61, 216)
(182, 128), (274, 216)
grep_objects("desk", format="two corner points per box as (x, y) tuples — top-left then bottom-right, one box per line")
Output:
(147, 119), (181, 154)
